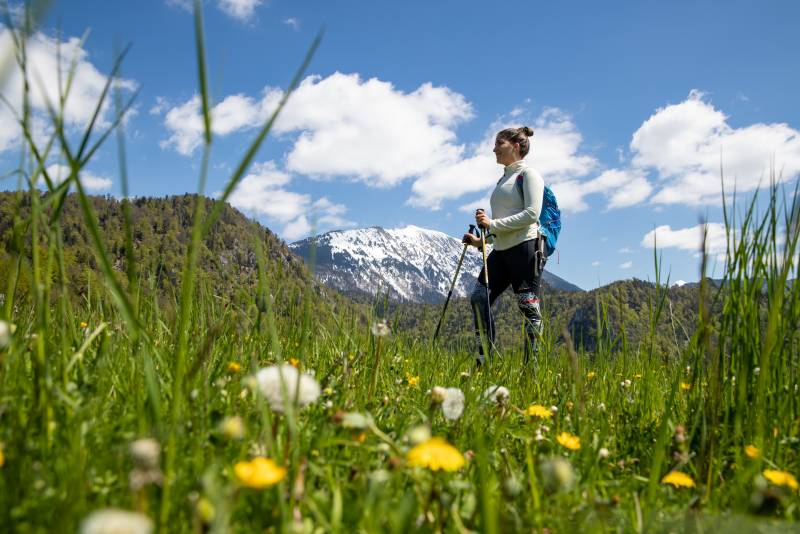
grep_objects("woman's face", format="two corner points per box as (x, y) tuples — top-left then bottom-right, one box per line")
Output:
(493, 136), (520, 165)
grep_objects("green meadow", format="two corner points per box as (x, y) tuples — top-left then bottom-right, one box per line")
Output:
(1, 3), (798, 532)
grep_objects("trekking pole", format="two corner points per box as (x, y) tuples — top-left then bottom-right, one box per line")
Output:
(477, 211), (493, 356)
(433, 224), (477, 342)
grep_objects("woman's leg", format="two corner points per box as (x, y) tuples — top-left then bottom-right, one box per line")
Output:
(508, 239), (547, 365)
(470, 250), (510, 364)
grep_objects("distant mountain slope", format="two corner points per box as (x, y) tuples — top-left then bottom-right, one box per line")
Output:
(0, 193), (360, 323)
(289, 225), (582, 303)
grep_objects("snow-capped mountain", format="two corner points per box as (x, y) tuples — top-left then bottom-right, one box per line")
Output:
(289, 225), (582, 303)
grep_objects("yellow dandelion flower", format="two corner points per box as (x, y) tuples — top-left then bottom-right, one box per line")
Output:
(525, 404), (553, 419)
(0, 446), (4, 467)
(354, 432), (366, 443)
(680, 382), (691, 391)
(234, 457), (286, 488)
(586, 371), (596, 380)
(556, 432), (581, 450)
(763, 469), (799, 491)
(79, 321), (88, 329)
(227, 362), (242, 373)
(661, 471), (695, 488)
(288, 358), (300, 368)
(406, 373), (420, 386)
(634, 374), (642, 379)
(744, 445), (760, 459)
(407, 437), (465, 472)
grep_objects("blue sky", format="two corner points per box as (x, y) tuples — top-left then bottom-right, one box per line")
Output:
(1, 0), (799, 290)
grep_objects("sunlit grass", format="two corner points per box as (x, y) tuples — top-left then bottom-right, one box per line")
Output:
(0, 1), (799, 532)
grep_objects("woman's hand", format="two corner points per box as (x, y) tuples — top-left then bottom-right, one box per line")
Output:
(462, 232), (482, 248)
(475, 209), (491, 229)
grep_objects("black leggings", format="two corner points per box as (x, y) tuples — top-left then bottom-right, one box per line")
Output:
(470, 238), (546, 364)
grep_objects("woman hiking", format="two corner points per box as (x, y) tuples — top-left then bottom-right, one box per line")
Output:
(462, 126), (546, 366)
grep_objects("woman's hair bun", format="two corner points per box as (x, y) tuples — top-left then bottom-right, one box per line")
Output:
(520, 126), (534, 137)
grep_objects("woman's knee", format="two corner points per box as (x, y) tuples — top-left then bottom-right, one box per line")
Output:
(516, 291), (540, 317)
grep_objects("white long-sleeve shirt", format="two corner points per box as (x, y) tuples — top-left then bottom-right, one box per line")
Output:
(488, 160), (544, 251)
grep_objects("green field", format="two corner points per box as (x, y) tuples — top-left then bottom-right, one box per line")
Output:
(1, 3), (799, 532)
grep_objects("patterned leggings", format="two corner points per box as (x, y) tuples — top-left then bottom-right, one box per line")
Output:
(470, 238), (546, 364)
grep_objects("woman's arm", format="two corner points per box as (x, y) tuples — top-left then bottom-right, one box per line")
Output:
(489, 169), (544, 233)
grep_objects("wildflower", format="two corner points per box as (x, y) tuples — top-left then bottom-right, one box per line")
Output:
(556, 432), (581, 450)
(680, 382), (691, 391)
(597, 402), (606, 412)
(288, 358), (300, 368)
(586, 371), (596, 380)
(371, 320), (391, 337)
(234, 457), (287, 488)
(430, 386), (446, 403)
(525, 404), (552, 419)
(80, 321), (88, 329)
(744, 444), (760, 459)
(407, 425), (431, 445)
(130, 439), (160, 471)
(482, 385), (509, 405)
(406, 373), (420, 386)
(540, 456), (575, 493)
(196, 497), (215, 524)
(566, 401), (574, 410)
(323, 387), (334, 396)
(220, 416), (245, 440)
(620, 379), (631, 388)
(753, 367), (761, 376)
(598, 447), (610, 459)
(440, 388), (465, 421)
(0, 445), (4, 467)
(762, 469), (798, 491)
(0, 320), (15, 349)
(255, 364), (320, 413)
(407, 437), (465, 472)
(129, 438), (162, 491)
(634, 373), (642, 379)
(550, 405), (558, 415)
(227, 362), (241, 374)
(354, 432), (367, 443)
(661, 471), (695, 488)
(80, 509), (153, 534)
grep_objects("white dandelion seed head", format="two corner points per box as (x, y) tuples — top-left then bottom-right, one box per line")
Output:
(371, 320), (391, 337)
(80, 509), (153, 534)
(550, 406), (558, 415)
(129, 439), (160, 471)
(0, 320), (14, 348)
(255, 364), (321, 413)
(430, 386), (447, 404)
(598, 447), (610, 459)
(441, 387), (465, 421)
(754, 367), (761, 376)
(482, 385), (509, 405)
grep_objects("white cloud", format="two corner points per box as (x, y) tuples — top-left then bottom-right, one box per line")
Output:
(217, 0), (262, 21)
(673, 280), (687, 287)
(284, 17), (300, 30)
(620, 260), (632, 269)
(227, 160), (355, 240)
(619, 91), (800, 207)
(640, 223), (728, 257)
(150, 96), (168, 115)
(580, 168), (652, 210)
(44, 164), (113, 191)
(619, 247), (632, 254)
(0, 28), (136, 153)
(591, 260), (600, 267)
(412, 108), (599, 210)
(161, 73), (473, 190)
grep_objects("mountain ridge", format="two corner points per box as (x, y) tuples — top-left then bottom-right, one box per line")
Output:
(289, 225), (583, 303)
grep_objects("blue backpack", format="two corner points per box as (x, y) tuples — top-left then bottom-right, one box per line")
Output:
(515, 172), (561, 257)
